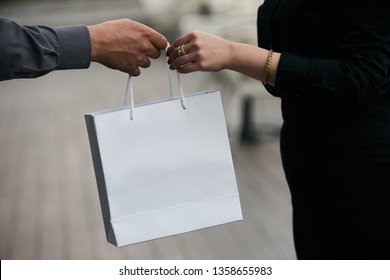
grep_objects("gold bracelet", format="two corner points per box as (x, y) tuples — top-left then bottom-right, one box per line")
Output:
(264, 49), (274, 85)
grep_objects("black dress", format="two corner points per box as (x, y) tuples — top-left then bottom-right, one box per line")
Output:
(257, 0), (390, 259)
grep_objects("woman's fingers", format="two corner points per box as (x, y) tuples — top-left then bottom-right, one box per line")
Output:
(167, 31), (231, 73)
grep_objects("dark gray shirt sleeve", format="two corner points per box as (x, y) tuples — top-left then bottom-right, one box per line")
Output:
(0, 17), (91, 81)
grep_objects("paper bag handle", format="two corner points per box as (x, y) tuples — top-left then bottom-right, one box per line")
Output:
(123, 43), (187, 121)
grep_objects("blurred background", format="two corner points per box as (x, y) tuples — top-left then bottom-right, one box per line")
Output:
(0, 0), (294, 259)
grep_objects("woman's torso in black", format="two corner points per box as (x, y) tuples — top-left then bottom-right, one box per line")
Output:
(257, 0), (390, 259)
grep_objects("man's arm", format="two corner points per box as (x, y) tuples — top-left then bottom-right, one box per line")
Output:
(0, 18), (167, 81)
(0, 17), (90, 80)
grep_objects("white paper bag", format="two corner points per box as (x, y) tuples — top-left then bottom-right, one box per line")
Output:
(85, 77), (242, 247)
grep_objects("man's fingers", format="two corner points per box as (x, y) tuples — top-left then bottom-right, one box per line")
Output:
(129, 66), (141, 77)
(138, 57), (151, 68)
(147, 46), (162, 59)
(148, 29), (168, 50)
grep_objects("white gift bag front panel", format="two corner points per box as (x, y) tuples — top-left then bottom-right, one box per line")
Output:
(90, 91), (242, 246)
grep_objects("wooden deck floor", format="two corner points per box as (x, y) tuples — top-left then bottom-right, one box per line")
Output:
(0, 60), (295, 259)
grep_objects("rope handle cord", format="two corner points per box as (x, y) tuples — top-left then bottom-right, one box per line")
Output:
(123, 43), (187, 120)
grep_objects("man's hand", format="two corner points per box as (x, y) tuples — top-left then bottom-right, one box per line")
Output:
(88, 19), (167, 76)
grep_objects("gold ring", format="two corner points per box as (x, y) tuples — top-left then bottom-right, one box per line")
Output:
(178, 44), (187, 56)
(177, 48), (183, 57)
(180, 44), (187, 55)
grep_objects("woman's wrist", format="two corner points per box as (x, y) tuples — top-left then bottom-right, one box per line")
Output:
(225, 42), (254, 72)
(226, 42), (280, 86)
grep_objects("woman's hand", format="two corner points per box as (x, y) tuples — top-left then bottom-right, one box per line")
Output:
(167, 31), (233, 73)
(167, 31), (280, 86)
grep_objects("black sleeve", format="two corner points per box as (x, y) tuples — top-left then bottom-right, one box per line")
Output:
(0, 17), (91, 81)
(274, 0), (390, 105)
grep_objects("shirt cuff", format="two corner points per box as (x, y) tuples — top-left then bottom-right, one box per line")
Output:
(274, 53), (311, 97)
(53, 25), (91, 70)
